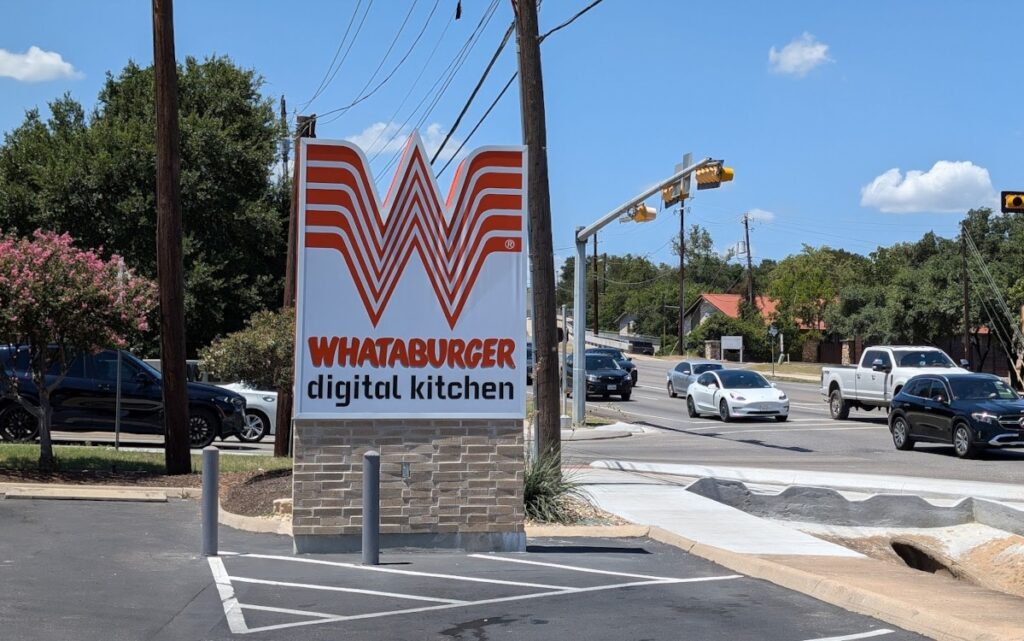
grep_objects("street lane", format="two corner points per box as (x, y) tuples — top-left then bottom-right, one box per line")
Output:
(566, 355), (1024, 484)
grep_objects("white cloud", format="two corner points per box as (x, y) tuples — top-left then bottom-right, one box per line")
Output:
(768, 33), (832, 77)
(860, 160), (997, 213)
(345, 121), (465, 166)
(746, 208), (775, 223)
(0, 46), (82, 82)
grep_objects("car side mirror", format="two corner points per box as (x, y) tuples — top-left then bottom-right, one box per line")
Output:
(708, 383), (718, 390)
(933, 395), (948, 405)
(771, 382), (778, 388)
(871, 358), (885, 371)
(135, 371), (152, 385)
(959, 359), (970, 368)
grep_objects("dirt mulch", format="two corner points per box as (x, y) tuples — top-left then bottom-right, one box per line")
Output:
(526, 495), (631, 527)
(221, 469), (292, 517)
(0, 469), (203, 487)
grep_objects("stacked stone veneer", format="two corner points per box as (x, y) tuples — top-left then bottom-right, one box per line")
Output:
(291, 418), (525, 553)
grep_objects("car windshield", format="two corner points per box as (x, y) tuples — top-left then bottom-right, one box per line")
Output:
(129, 352), (163, 378)
(893, 350), (956, 368)
(693, 363), (723, 375)
(590, 349), (624, 360)
(585, 355), (619, 370)
(716, 370), (771, 389)
(949, 378), (1019, 401)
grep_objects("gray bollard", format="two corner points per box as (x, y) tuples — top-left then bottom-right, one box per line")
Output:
(202, 446), (219, 557)
(362, 450), (380, 565)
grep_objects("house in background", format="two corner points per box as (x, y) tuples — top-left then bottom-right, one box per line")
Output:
(682, 293), (780, 335)
(616, 312), (640, 336)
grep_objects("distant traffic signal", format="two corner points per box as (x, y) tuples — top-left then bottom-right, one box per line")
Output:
(631, 203), (658, 223)
(1002, 191), (1024, 214)
(695, 162), (735, 190)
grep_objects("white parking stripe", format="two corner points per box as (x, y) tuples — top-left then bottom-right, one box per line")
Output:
(235, 553), (573, 590)
(468, 553), (700, 581)
(207, 557), (248, 634)
(240, 604), (337, 619)
(228, 576), (467, 604)
(713, 426), (887, 435)
(801, 629), (894, 641)
(240, 576), (742, 635)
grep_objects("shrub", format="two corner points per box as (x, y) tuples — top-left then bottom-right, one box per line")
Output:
(199, 309), (294, 390)
(523, 449), (585, 523)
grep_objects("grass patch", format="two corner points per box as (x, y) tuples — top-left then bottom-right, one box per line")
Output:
(0, 443), (291, 474)
(745, 362), (824, 377)
(523, 449), (585, 523)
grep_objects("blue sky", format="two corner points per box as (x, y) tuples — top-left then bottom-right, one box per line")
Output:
(2, 0), (1022, 271)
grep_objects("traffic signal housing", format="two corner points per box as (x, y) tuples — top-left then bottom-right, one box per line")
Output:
(1002, 191), (1024, 214)
(631, 203), (657, 223)
(695, 162), (735, 190)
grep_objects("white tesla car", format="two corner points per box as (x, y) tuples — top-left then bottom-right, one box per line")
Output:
(686, 369), (789, 422)
(218, 383), (277, 442)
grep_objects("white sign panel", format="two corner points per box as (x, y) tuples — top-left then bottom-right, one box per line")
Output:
(721, 335), (744, 351)
(294, 133), (527, 419)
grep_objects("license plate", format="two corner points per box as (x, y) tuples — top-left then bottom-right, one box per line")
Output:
(607, 384), (617, 390)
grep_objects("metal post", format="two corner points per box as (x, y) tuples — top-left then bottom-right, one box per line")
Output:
(202, 446), (219, 556)
(572, 234), (587, 429)
(362, 450), (380, 565)
(560, 304), (568, 416)
(114, 350), (122, 450)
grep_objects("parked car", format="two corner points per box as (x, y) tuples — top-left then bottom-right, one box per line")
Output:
(686, 369), (789, 422)
(667, 360), (724, 398)
(218, 383), (277, 442)
(820, 346), (969, 420)
(0, 347), (245, 448)
(628, 339), (655, 356)
(586, 347), (637, 384)
(565, 353), (633, 400)
(888, 373), (1024, 458)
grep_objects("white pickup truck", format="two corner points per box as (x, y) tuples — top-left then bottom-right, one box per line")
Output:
(820, 346), (969, 419)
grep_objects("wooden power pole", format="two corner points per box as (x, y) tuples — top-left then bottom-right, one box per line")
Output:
(275, 114), (316, 458)
(743, 213), (754, 306)
(152, 0), (190, 475)
(514, 0), (560, 460)
(961, 222), (971, 369)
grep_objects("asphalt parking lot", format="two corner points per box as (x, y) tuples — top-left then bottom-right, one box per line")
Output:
(0, 499), (928, 641)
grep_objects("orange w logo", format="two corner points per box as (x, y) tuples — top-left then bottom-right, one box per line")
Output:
(300, 133), (524, 328)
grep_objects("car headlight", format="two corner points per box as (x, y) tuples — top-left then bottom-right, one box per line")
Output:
(728, 392), (746, 401)
(971, 412), (998, 424)
(216, 396), (244, 409)
(586, 374), (599, 382)
(778, 393), (788, 400)
(261, 395), (276, 403)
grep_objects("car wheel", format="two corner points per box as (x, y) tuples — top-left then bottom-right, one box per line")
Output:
(0, 406), (39, 442)
(953, 423), (976, 459)
(829, 389), (850, 420)
(719, 399), (733, 423)
(891, 415), (915, 451)
(687, 396), (698, 418)
(774, 414), (788, 423)
(237, 409), (270, 443)
(188, 409), (218, 449)
(620, 392), (631, 401)
(667, 381), (677, 398)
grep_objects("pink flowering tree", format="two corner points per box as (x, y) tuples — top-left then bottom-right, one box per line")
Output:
(0, 230), (157, 471)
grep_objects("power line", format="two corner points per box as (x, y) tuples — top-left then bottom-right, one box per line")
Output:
(537, 0), (604, 42)
(300, 0), (367, 111)
(436, 71), (516, 175)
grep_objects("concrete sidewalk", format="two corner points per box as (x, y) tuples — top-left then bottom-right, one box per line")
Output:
(578, 466), (1024, 641)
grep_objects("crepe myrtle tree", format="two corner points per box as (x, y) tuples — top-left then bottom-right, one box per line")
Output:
(0, 230), (156, 471)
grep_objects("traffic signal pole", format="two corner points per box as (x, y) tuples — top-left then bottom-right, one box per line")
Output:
(572, 157), (714, 428)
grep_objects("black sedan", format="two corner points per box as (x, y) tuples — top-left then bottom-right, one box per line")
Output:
(888, 373), (1024, 458)
(585, 347), (637, 384)
(565, 353), (632, 401)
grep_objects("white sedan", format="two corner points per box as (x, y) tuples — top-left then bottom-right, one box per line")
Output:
(686, 369), (789, 422)
(218, 383), (277, 442)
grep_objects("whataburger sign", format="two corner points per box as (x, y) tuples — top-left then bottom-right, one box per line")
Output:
(294, 132), (527, 419)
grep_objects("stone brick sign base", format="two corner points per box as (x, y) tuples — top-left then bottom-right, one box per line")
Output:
(291, 418), (525, 554)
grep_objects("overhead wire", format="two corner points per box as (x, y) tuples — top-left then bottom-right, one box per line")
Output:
(299, 0), (367, 111)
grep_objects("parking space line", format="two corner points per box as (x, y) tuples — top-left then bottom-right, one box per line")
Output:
(207, 557), (248, 634)
(235, 553), (575, 590)
(716, 426), (887, 435)
(239, 576), (741, 635)
(228, 576), (467, 604)
(801, 629), (893, 641)
(240, 604), (338, 619)
(468, 553), (722, 582)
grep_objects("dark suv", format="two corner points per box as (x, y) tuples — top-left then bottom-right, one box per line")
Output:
(586, 348), (637, 384)
(0, 347), (245, 448)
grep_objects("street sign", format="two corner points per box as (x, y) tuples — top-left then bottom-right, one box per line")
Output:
(293, 133), (527, 419)
(768, 325), (779, 337)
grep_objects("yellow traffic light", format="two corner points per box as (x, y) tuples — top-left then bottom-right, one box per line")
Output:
(631, 204), (657, 223)
(1002, 191), (1024, 214)
(695, 163), (735, 190)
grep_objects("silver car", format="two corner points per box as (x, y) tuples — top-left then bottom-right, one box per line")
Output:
(667, 360), (724, 399)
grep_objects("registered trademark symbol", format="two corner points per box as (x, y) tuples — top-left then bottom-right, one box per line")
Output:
(505, 239), (516, 250)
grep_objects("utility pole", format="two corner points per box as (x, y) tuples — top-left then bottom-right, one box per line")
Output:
(591, 234), (599, 335)
(515, 0), (560, 461)
(152, 0), (189, 475)
(676, 153), (692, 355)
(961, 222), (971, 370)
(279, 96), (289, 182)
(275, 114), (316, 458)
(743, 212), (754, 306)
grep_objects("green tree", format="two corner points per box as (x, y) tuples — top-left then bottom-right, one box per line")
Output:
(0, 56), (289, 354)
(199, 309), (295, 391)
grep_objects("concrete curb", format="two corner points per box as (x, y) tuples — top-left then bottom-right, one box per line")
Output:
(561, 429), (632, 441)
(218, 501), (292, 536)
(644, 527), (1024, 641)
(525, 524), (650, 538)
(0, 482), (197, 501)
